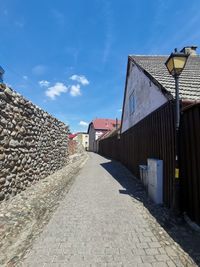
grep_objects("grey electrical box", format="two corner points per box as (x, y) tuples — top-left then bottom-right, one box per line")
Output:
(147, 158), (163, 204)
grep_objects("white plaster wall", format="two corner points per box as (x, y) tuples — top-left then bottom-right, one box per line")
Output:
(89, 127), (104, 151)
(76, 133), (89, 150)
(89, 127), (106, 152)
(82, 134), (89, 150)
(94, 131), (104, 152)
(121, 62), (168, 133)
(95, 131), (103, 140)
(89, 125), (96, 151)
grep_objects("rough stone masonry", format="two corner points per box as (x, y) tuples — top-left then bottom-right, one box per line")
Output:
(0, 83), (69, 201)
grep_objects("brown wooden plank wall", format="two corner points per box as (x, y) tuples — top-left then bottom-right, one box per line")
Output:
(99, 101), (175, 207)
(180, 103), (200, 225)
(98, 135), (120, 161)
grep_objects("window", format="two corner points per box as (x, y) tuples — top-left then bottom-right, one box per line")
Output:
(129, 92), (135, 115)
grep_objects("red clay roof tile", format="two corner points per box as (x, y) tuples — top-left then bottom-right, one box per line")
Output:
(92, 118), (120, 130)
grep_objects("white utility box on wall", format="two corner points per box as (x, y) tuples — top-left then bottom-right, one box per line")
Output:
(147, 158), (163, 204)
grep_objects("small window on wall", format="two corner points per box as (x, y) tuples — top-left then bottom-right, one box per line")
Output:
(129, 92), (135, 115)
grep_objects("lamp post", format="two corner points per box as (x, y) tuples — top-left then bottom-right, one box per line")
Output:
(165, 49), (188, 214)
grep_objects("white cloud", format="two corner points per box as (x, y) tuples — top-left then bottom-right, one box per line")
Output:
(79, 121), (89, 127)
(70, 84), (81, 97)
(45, 82), (68, 100)
(32, 65), (46, 75)
(70, 75), (89, 86)
(39, 80), (50, 87)
(118, 108), (122, 112)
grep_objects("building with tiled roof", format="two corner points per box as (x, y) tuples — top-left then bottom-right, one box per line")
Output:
(121, 46), (200, 133)
(88, 118), (120, 152)
(68, 133), (78, 140)
(130, 54), (200, 100)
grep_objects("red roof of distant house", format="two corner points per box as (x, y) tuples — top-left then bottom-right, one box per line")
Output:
(68, 133), (77, 139)
(89, 118), (121, 131)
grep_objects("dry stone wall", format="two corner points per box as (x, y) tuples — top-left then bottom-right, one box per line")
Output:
(0, 83), (69, 201)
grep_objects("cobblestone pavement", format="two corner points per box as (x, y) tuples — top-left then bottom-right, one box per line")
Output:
(21, 153), (199, 267)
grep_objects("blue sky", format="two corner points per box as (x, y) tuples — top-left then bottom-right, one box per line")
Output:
(0, 0), (200, 132)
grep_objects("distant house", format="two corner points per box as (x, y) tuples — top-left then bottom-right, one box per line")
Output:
(68, 133), (78, 140)
(74, 132), (89, 150)
(87, 118), (120, 152)
(68, 132), (89, 150)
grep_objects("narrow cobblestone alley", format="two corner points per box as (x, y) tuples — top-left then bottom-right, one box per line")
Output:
(21, 153), (199, 267)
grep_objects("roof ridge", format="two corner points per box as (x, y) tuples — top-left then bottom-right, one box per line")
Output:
(92, 118), (118, 121)
(129, 54), (168, 57)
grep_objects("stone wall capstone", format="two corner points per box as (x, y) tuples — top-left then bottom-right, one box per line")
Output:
(0, 83), (69, 201)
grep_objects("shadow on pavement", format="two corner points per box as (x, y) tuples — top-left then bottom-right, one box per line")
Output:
(101, 159), (200, 266)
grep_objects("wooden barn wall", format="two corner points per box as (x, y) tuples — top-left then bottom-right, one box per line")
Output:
(180, 103), (200, 225)
(98, 135), (120, 161)
(99, 101), (175, 207)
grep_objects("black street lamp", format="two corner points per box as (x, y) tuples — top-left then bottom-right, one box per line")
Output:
(165, 49), (188, 214)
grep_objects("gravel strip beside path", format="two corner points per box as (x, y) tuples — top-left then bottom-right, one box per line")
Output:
(0, 152), (88, 266)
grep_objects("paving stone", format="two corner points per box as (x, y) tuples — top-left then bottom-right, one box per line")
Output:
(149, 242), (161, 248)
(137, 263), (152, 267)
(26, 263), (46, 267)
(43, 264), (64, 267)
(145, 248), (159, 256)
(158, 248), (166, 254)
(105, 263), (123, 267)
(152, 262), (168, 267)
(167, 260), (177, 267)
(52, 254), (70, 263)
(151, 237), (158, 242)
(142, 255), (157, 263)
(139, 236), (152, 242)
(136, 242), (149, 249)
(155, 254), (171, 262)
(165, 246), (178, 257)
(127, 255), (142, 263)
(23, 253), (54, 263)
(143, 231), (155, 237)
(132, 248), (146, 256)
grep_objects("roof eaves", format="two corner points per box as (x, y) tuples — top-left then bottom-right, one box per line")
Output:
(87, 122), (93, 134)
(120, 57), (131, 134)
(182, 100), (200, 111)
